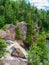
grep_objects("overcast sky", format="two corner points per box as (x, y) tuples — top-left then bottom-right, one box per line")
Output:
(28, 0), (49, 10)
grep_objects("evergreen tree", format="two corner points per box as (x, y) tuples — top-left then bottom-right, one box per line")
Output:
(16, 26), (22, 39)
(28, 32), (49, 65)
(0, 39), (7, 58)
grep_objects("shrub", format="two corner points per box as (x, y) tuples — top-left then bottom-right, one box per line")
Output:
(16, 26), (22, 39)
(0, 16), (5, 28)
(24, 22), (36, 48)
(28, 32), (49, 65)
(2, 24), (7, 30)
(0, 39), (7, 58)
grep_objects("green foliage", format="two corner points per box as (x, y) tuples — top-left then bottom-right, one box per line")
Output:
(2, 24), (7, 30)
(0, 6), (5, 15)
(0, 16), (5, 28)
(28, 32), (49, 65)
(0, 0), (49, 31)
(24, 34), (31, 46)
(0, 39), (7, 58)
(5, 0), (16, 24)
(24, 21), (36, 47)
(16, 26), (22, 39)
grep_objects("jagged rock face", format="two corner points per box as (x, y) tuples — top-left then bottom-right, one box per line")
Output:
(5, 22), (27, 40)
(0, 30), (6, 39)
(11, 48), (25, 58)
(3, 59), (27, 65)
(17, 21), (27, 40)
(0, 25), (16, 40)
(6, 40), (27, 58)
(0, 21), (27, 41)
(16, 40), (25, 48)
(5, 24), (16, 40)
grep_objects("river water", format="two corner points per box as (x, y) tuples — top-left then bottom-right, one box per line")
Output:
(47, 42), (49, 50)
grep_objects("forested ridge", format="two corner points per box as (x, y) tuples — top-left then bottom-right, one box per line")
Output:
(0, 0), (49, 32)
(0, 0), (49, 65)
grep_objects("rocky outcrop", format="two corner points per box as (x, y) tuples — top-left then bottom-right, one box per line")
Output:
(16, 40), (25, 48)
(4, 40), (27, 65)
(5, 24), (16, 40)
(0, 21), (27, 40)
(0, 24), (16, 40)
(5, 21), (27, 40)
(17, 21), (27, 40)
(3, 59), (27, 65)
(11, 48), (25, 58)
(6, 40), (27, 58)
(0, 22), (28, 65)
(0, 30), (6, 39)
(0, 58), (27, 65)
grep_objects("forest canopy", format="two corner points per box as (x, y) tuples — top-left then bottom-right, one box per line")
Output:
(0, 0), (49, 32)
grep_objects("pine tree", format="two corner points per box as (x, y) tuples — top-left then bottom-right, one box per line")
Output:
(0, 39), (7, 58)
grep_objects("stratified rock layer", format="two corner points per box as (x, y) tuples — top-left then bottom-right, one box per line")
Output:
(3, 58), (27, 65)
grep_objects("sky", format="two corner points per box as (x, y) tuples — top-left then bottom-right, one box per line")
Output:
(28, 0), (49, 10)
